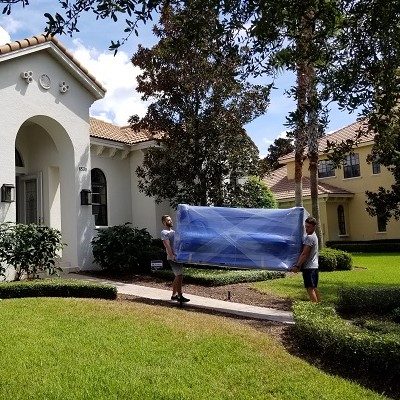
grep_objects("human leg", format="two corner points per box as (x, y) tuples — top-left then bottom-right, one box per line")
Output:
(302, 269), (320, 303)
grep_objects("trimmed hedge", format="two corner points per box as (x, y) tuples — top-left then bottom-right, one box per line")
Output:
(337, 286), (400, 315)
(153, 267), (285, 286)
(293, 301), (400, 394)
(327, 239), (400, 253)
(0, 279), (117, 300)
(319, 248), (352, 271)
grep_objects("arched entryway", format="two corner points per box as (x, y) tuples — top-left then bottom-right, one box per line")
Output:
(15, 115), (77, 267)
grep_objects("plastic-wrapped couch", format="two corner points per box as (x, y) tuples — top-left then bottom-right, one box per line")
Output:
(174, 205), (307, 270)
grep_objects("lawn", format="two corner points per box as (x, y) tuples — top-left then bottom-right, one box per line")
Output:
(0, 297), (388, 400)
(254, 253), (400, 304)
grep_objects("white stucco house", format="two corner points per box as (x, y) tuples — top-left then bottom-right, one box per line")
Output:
(0, 34), (172, 271)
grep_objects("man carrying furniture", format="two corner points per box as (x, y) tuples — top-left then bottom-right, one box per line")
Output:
(291, 216), (321, 303)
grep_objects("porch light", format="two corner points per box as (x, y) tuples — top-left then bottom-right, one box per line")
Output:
(80, 189), (92, 206)
(1, 184), (15, 203)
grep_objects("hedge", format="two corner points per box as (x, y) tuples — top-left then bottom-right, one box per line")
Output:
(319, 248), (352, 271)
(327, 239), (400, 253)
(337, 286), (400, 315)
(0, 279), (117, 300)
(293, 301), (400, 394)
(153, 267), (285, 286)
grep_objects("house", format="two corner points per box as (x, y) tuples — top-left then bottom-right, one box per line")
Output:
(263, 121), (400, 244)
(0, 35), (172, 272)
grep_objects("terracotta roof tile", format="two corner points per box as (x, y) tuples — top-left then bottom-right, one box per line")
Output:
(280, 120), (374, 161)
(0, 34), (106, 92)
(263, 166), (354, 200)
(90, 118), (155, 145)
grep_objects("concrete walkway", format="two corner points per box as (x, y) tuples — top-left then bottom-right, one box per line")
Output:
(70, 274), (294, 325)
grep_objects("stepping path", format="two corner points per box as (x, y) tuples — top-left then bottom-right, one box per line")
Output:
(69, 273), (294, 325)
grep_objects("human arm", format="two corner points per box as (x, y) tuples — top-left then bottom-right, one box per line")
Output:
(162, 239), (175, 260)
(291, 245), (311, 272)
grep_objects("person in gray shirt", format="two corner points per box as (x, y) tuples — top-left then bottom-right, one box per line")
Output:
(161, 215), (190, 303)
(290, 216), (321, 302)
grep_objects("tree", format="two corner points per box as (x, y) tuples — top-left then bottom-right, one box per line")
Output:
(260, 137), (294, 176)
(322, 0), (400, 223)
(233, 176), (277, 209)
(132, 2), (270, 207)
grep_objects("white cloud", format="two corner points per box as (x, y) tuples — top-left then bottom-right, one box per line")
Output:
(0, 16), (22, 35)
(71, 39), (149, 126)
(0, 25), (11, 45)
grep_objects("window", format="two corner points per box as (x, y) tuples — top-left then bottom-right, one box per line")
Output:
(343, 153), (360, 178)
(91, 168), (108, 226)
(372, 161), (381, 174)
(318, 160), (335, 178)
(337, 205), (346, 235)
(377, 215), (387, 232)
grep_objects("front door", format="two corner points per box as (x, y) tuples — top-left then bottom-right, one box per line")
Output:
(20, 172), (43, 225)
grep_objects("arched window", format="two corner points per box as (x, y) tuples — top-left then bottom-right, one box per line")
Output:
(91, 168), (108, 226)
(337, 205), (346, 235)
(15, 149), (24, 167)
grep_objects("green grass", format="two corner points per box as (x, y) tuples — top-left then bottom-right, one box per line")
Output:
(254, 253), (400, 304)
(0, 298), (387, 400)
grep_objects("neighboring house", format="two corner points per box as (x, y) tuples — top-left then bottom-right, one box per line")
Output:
(264, 121), (400, 244)
(0, 35), (172, 272)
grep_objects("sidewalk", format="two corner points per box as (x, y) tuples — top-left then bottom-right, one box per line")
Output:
(70, 274), (294, 325)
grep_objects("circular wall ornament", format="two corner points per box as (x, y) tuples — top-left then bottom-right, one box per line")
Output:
(39, 74), (51, 90)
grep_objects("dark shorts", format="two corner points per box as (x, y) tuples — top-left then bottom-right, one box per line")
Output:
(302, 269), (319, 288)
(168, 260), (184, 276)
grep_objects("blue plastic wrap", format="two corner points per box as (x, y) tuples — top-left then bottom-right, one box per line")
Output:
(174, 205), (307, 270)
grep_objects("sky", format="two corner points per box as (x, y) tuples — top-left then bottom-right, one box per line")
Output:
(0, 1), (359, 157)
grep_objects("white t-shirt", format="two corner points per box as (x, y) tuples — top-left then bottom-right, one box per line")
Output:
(302, 233), (318, 269)
(161, 229), (175, 260)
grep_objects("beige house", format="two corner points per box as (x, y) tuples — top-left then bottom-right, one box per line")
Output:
(264, 121), (400, 244)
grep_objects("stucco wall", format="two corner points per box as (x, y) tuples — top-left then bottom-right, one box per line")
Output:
(0, 48), (98, 270)
(90, 153), (132, 226)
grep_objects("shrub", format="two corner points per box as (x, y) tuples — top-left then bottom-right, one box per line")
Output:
(92, 223), (159, 273)
(391, 307), (400, 324)
(326, 239), (400, 253)
(0, 223), (64, 280)
(153, 267), (285, 286)
(337, 286), (400, 315)
(293, 301), (400, 394)
(0, 279), (117, 300)
(319, 248), (337, 271)
(318, 248), (352, 271)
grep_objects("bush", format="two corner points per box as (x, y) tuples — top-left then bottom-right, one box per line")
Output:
(293, 301), (400, 394)
(92, 223), (160, 273)
(319, 248), (337, 271)
(319, 248), (352, 271)
(0, 223), (64, 280)
(337, 286), (400, 315)
(0, 279), (117, 300)
(153, 267), (285, 286)
(326, 239), (400, 253)
(391, 307), (400, 324)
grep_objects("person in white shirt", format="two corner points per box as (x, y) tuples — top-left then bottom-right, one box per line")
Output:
(161, 215), (190, 303)
(291, 216), (321, 303)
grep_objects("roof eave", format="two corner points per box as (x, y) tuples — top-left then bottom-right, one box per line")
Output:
(0, 42), (105, 100)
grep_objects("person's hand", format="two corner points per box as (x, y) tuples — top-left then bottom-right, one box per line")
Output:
(290, 265), (300, 273)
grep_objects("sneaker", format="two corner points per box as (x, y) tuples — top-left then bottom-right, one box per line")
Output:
(178, 295), (190, 303)
(171, 295), (179, 301)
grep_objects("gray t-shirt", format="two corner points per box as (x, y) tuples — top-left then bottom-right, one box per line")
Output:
(302, 232), (318, 269)
(161, 229), (175, 260)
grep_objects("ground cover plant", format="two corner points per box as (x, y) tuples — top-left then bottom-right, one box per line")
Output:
(0, 297), (389, 400)
(293, 286), (400, 397)
(254, 253), (400, 304)
(153, 267), (285, 286)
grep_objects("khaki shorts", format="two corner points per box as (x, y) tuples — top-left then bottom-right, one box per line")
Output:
(168, 260), (184, 276)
